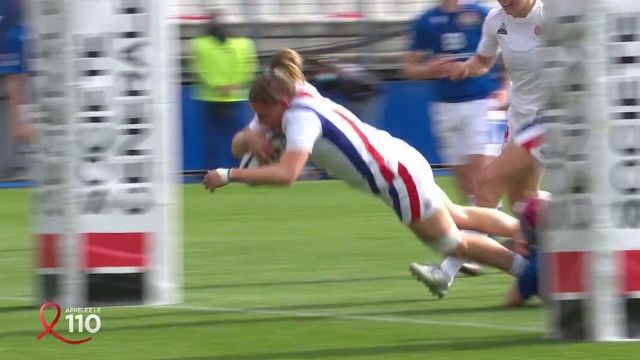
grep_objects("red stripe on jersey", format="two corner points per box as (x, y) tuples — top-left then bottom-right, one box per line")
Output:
(521, 134), (544, 153)
(84, 233), (148, 268)
(548, 251), (587, 294)
(296, 90), (314, 98)
(38, 234), (59, 268)
(297, 91), (412, 216)
(333, 109), (395, 184)
(622, 250), (640, 293)
(397, 163), (422, 223)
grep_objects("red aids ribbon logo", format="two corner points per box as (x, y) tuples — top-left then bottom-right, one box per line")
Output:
(36, 302), (93, 344)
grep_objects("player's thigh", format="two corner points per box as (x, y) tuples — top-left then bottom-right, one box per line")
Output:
(387, 144), (439, 225)
(425, 182), (472, 230)
(430, 102), (464, 165)
(409, 204), (458, 244)
(483, 142), (537, 186)
(463, 99), (497, 158)
(398, 158), (464, 245)
(468, 154), (494, 172)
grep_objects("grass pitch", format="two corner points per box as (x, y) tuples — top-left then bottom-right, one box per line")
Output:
(0, 179), (637, 359)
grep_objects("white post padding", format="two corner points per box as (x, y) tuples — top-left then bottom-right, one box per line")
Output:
(544, 0), (640, 341)
(31, 0), (181, 306)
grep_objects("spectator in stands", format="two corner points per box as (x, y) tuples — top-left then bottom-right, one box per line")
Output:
(1, 0), (33, 179)
(191, 10), (258, 168)
(403, 0), (507, 206)
(308, 58), (382, 126)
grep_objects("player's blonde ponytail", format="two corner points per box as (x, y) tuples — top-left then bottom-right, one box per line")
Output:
(270, 48), (305, 84)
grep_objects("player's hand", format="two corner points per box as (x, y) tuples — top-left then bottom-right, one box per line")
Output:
(449, 61), (469, 81)
(244, 130), (272, 162)
(203, 169), (231, 192)
(427, 57), (454, 79)
(264, 137), (285, 164)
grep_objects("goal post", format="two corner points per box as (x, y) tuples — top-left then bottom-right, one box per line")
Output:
(543, 0), (640, 341)
(29, 0), (182, 306)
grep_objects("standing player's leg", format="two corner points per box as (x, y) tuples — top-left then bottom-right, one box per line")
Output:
(431, 102), (473, 201)
(475, 142), (539, 209)
(432, 101), (498, 275)
(505, 159), (543, 209)
(463, 99), (501, 205)
(475, 108), (544, 210)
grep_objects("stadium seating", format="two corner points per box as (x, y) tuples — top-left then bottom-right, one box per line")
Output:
(175, 0), (498, 82)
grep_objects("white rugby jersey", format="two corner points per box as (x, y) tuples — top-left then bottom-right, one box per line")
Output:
(246, 82), (436, 223)
(284, 85), (435, 223)
(477, 0), (545, 114)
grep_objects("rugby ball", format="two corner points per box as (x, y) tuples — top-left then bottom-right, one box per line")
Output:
(239, 133), (286, 168)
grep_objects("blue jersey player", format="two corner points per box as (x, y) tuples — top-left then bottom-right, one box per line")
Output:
(0, 0), (33, 146)
(403, 0), (507, 279)
(403, 0), (506, 208)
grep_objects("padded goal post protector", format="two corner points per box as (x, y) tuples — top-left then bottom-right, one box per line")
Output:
(31, 0), (181, 307)
(543, 0), (640, 341)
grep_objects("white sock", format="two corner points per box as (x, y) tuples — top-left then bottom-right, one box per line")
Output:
(509, 253), (529, 277)
(441, 256), (467, 284)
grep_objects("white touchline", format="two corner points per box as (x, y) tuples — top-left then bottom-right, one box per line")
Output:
(0, 296), (542, 333)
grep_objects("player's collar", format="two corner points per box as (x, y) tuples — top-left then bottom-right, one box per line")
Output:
(508, 0), (541, 22)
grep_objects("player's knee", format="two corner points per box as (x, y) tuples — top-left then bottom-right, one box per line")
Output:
(430, 228), (464, 256)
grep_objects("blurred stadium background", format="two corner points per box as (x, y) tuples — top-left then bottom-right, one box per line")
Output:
(173, 0), (498, 80)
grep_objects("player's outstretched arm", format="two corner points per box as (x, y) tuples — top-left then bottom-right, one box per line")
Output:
(231, 128), (270, 160)
(402, 52), (452, 80)
(203, 150), (309, 190)
(230, 150), (308, 186)
(450, 54), (497, 81)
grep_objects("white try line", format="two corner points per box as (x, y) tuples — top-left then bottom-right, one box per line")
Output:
(0, 295), (542, 333)
(161, 304), (542, 333)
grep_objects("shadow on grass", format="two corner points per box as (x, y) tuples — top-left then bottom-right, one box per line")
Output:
(155, 335), (562, 360)
(0, 316), (321, 340)
(0, 248), (28, 254)
(0, 304), (37, 313)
